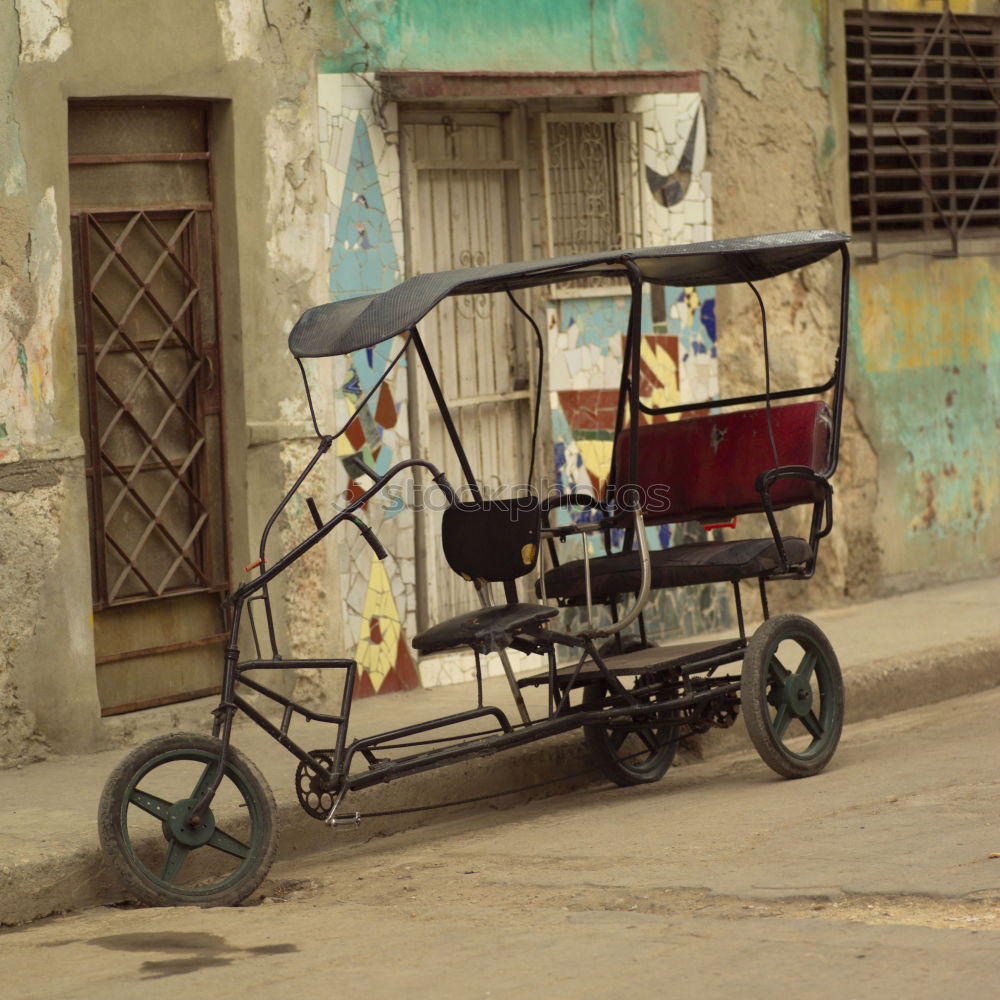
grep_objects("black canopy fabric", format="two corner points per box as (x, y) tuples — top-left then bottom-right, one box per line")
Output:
(289, 229), (849, 359)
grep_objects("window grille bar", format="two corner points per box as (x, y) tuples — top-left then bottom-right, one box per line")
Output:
(77, 209), (221, 605)
(847, 1), (1000, 255)
(540, 111), (643, 290)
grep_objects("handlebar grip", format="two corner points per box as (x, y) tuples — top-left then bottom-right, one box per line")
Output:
(348, 515), (388, 561)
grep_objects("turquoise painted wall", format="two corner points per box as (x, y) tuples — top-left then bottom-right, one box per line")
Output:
(322, 0), (687, 72)
(850, 255), (1000, 579)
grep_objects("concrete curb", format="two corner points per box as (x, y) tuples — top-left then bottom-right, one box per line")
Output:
(2, 633), (996, 927)
(843, 636), (1000, 723)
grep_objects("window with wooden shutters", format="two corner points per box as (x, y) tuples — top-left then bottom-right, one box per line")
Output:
(845, 5), (1000, 257)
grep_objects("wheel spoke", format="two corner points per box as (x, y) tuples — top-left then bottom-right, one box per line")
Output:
(802, 711), (825, 739)
(631, 723), (660, 756)
(129, 788), (172, 820)
(159, 839), (191, 883)
(609, 728), (628, 752)
(769, 654), (791, 682)
(189, 762), (217, 801)
(794, 649), (818, 683)
(772, 703), (792, 740)
(207, 825), (251, 860)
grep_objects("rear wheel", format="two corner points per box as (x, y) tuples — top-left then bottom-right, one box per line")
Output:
(583, 644), (681, 786)
(741, 615), (844, 778)
(98, 732), (279, 907)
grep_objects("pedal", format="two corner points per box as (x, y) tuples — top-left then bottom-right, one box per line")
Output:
(326, 810), (362, 829)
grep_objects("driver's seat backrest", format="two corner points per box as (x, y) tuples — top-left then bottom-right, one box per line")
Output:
(442, 498), (541, 588)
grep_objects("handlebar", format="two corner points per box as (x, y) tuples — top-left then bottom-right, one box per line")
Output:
(240, 457), (455, 601)
(307, 496), (390, 561)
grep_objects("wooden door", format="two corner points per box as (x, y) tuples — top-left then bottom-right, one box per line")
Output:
(401, 109), (536, 629)
(69, 101), (231, 715)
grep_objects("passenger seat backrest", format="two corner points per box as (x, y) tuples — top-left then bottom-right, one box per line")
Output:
(614, 401), (833, 526)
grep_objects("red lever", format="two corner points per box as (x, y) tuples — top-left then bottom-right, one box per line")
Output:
(702, 517), (738, 531)
(244, 557), (266, 573)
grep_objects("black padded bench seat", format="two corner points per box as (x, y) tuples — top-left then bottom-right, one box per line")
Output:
(412, 603), (558, 655)
(540, 536), (813, 606)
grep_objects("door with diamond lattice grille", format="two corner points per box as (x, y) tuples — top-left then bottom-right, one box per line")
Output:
(69, 101), (231, 716)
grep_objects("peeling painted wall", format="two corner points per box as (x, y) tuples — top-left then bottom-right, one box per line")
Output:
(15, 0), (73, 64)
(323, 0), (690, 74)
(1, 0), (97, 759)
(0, 184), (67, 464)
(707, 0), (884, 605)
(850, 256), (1000, 586)
(823, 0), (1000, 591)
(1, 0), (344, 761)
(0, 478), (54, 768)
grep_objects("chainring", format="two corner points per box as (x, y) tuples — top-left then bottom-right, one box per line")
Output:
(295, 751), (340, 820)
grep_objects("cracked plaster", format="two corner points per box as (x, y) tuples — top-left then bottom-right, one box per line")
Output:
(1, 187), (59, 463)
(215, 0), (266, 63)
(15, 0), (72, 64)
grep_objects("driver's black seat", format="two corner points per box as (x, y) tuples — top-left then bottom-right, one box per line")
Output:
(411, 498), (557, 655)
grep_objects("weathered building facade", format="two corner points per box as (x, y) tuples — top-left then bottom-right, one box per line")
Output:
(2, 0), (997, 763)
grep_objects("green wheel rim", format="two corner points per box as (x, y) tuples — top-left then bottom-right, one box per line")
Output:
(741, 615), (844, 779)
(759, 629), (839, 762)
(117, 747), (269, 900)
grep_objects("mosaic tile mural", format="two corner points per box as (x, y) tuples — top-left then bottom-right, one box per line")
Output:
(316, 76), (729, 691)
(318, 74), (419, 696)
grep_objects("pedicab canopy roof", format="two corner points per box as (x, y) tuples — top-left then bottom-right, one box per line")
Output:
(289, 229), (849, 359)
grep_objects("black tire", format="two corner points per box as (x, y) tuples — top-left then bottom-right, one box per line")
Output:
(583, 641), (680, 786)
(741, 614), (844, 779)
(98, 732), (279, 907)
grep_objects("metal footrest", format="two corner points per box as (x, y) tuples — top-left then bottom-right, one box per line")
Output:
(516, 638), (745, 688)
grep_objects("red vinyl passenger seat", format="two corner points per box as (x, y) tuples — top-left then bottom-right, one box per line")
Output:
(541, 401), (833, 605)
(616, 401), (832, 525)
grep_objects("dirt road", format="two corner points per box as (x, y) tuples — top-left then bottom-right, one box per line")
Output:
(3, 690), (999, 999)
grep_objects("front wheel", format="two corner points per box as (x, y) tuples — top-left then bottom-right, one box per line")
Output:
(98, 732), (279, 907)
(741, 615), (844, 778)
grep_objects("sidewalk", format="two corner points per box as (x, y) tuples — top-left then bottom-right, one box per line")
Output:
(2, 577), (998, 927)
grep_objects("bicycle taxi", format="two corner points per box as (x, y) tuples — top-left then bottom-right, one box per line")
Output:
(99, 229), (852, 907)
